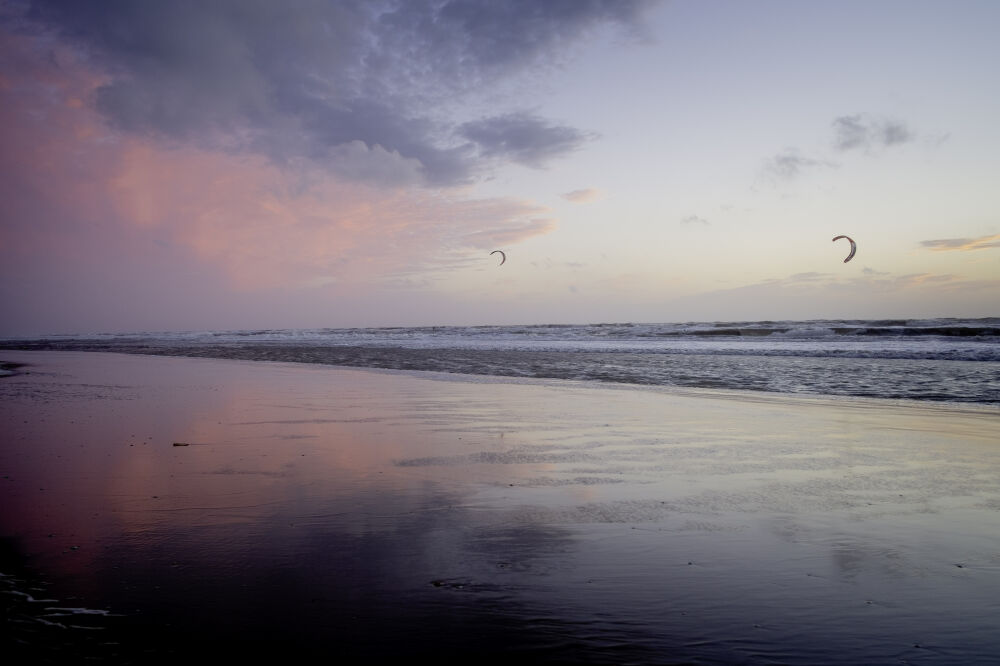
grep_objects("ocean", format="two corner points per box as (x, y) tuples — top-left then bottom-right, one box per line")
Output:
(4, 318), (999, 405)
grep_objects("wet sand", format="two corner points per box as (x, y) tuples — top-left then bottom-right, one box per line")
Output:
(1, 351), (999, 664)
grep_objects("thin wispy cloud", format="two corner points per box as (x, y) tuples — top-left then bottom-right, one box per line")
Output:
(561, 188), (604, 203)
(832, 113), (916, 152)
(891, 272), (955, 285)
(920, 233), (1000, 252)
(762, 150), (836, 181)
(761, 112), (916, 185)
(739, 270), (992, 295)
(757, 272), (834, 286)
(680, 215), (709, 226)
(460, 217), (558, 249)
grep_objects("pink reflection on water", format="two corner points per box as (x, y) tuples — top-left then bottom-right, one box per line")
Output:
(0, 352), (547, 584)
(3, 351), (1000, 663)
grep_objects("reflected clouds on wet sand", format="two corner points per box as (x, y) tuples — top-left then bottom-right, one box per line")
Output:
(1, 351), (999, 663)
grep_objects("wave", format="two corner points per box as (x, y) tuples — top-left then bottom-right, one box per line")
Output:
(4, 319), (998, 404)
(9, 317), (999, 342)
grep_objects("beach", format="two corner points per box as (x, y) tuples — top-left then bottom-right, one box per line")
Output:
(2, 350), (999, 663)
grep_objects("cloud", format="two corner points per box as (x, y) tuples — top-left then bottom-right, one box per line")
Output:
(748, 270), (986, 293)
(680, 215), (709, 226)
(0, 32), (556, 294)
(759, 113), (917, 186)
(832, 113), (916, 152)
(561, 188), (603, 203)
(461, 217), (558, 249)
(21, 0), (656, 187)
(459, 112), (594, 168)
(762, 149), (836, 181)
(920, 233), (1000, 252)
(324, 140), (426, 187)
(784, 272), (829, 283)
(665, 269), (1000, 322)
(754, 272), (833, 287)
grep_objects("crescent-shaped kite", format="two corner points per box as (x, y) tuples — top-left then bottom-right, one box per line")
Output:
(490, 250), (506, 266)
(832, 235), (856, 263)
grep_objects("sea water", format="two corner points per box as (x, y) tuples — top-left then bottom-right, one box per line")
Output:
(5, 318), (998, 404)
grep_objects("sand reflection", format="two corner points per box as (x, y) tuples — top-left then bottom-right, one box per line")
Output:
(2, 351), (1000, 663)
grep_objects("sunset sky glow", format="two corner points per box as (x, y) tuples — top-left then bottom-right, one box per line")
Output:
(1, 0), (998, 335)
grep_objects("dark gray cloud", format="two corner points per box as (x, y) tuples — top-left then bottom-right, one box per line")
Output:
(460, 112), (593, 167)
(23, 0), (657, 186)
(832, 113), (915, 152)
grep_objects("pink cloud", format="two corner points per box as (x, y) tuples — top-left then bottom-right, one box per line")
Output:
(0, 28), (556, 299)
(101, 142), (554, 289)
(560, 188), (603, 203)
(460, 216), (558, 249)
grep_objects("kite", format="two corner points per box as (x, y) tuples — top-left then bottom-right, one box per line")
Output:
(832, 235), (856, 263)
(490, 250), (506, 266)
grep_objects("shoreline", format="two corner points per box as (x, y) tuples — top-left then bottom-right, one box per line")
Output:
(3, 348), (998, 415)
(2, 350), (999, 663)
(4, 325), (998, 405)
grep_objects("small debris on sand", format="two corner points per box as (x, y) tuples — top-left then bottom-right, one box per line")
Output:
(0, 361), (27, 377)
(172, 442), (190, 447)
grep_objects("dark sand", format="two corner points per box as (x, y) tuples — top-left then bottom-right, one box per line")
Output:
(1, 351), (999, 664)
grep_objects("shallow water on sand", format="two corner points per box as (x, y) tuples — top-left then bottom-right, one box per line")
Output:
(1, 351), (999, 663)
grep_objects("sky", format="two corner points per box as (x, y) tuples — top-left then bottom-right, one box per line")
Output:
(1, 0), (998, 335)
